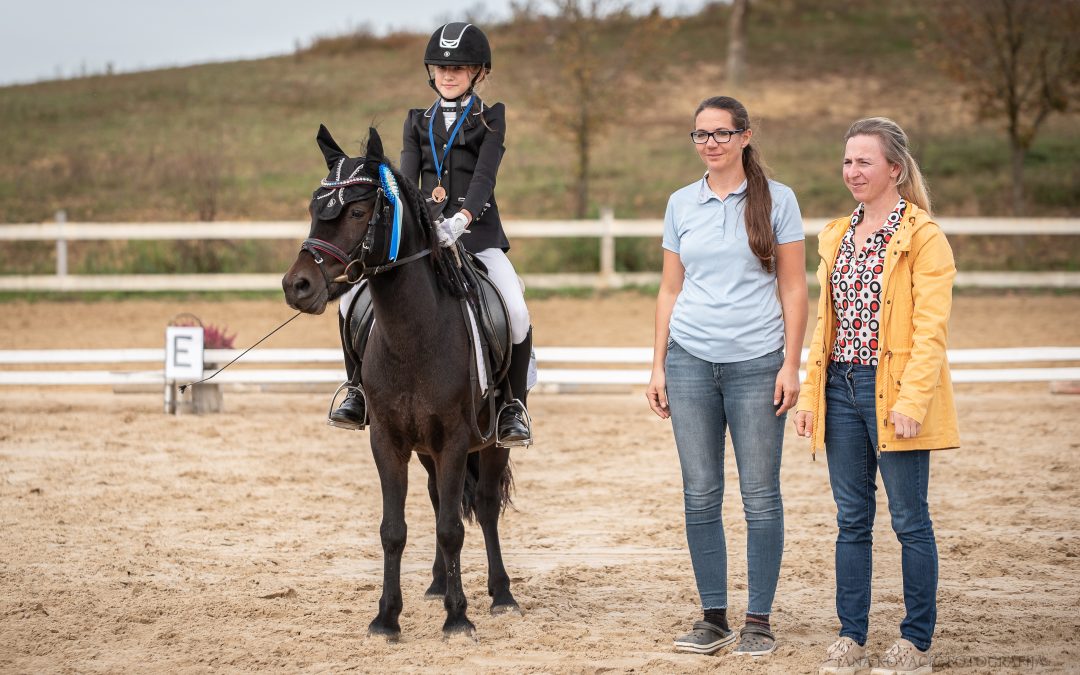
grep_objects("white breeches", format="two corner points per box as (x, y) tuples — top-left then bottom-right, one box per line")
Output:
(474, 247), (531, 344)
(337, 247), (531, 344)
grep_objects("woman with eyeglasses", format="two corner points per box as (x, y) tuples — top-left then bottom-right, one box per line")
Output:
(647, 96), (807, 657)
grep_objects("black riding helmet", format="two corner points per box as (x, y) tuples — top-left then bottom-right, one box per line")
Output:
(423, 22), (492, 98)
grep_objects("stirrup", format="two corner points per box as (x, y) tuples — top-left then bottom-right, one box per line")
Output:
(496, 398), (533, 448)
(327, 381), (368, 431)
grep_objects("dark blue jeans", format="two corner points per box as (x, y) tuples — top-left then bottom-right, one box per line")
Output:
(824, 361), (938, 651)
(665, 341), (786, 615)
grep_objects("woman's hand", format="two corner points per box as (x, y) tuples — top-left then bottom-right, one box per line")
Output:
(646, 368), (670, 419)
(773, 362), (800, 416)
(794, 410), (813, 438)
(889, 410), (922, 439)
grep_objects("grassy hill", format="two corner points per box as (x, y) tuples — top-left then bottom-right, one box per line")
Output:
(1, 0), (1077, 277)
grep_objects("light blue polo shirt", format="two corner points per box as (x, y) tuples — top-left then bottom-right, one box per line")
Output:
(663, 176), (804, 363)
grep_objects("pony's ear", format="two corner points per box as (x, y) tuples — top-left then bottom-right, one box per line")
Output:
(365, 127), (384, 164)
(316, 124), (347, 170)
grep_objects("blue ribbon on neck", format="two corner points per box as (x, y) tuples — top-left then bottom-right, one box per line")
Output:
(378, 164), (402, 262)
(427, 97), (475, 186)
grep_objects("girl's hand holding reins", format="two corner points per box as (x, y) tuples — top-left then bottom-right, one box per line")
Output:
(773, 361), (800, 416)
(436, 211), (471, 248)
(793, 410), (813, 438)
(889, 410), (922, 439)
(646, 369), (670, 419)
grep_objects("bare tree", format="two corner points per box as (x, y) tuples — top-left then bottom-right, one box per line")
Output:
(929, 0), (1080, 215)
(523, 1), (671, 218)
(726, 0), (748, 89)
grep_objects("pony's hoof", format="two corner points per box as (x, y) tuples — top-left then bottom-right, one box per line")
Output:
(490, 602), (522, 617)
(442, 617), (476, 642)
(424, 581), (447, 599)
(367, 620), (401, 643)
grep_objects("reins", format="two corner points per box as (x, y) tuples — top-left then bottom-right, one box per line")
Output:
(301, 234), (432, 287)
(177, 310), (303, 393)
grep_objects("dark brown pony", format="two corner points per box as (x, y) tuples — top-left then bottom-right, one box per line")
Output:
(282, 126), (517, 639)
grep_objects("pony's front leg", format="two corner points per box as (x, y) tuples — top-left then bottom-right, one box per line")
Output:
(417, 453), (447, 599)
(477, 446), (520, 615)
(368, 435), (409, 641)
(434, 442), (474, 637)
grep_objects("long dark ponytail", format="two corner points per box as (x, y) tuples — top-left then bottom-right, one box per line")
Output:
(695, 96), (774, 273)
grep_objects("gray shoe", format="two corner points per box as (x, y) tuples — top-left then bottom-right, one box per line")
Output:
(871, 639), (932, 675)
(733, 623), (776, 656)
(673, 620), (736, 655)
(820, 637), (870, 675)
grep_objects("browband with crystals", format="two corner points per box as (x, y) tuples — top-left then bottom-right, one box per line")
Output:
(320, 175), (379, 189)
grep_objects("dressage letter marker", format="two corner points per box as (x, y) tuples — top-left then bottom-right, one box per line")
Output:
(165, 327), (204, 381)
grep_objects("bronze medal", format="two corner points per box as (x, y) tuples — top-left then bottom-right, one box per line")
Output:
(432, 184), (447, 203)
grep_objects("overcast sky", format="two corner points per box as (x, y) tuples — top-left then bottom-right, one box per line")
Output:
(0, 0), (712, 86)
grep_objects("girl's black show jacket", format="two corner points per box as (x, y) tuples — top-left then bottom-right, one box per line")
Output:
(399, 97), (510, 254)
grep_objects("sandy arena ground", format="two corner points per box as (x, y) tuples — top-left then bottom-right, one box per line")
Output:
(1, 292), (1079, 673)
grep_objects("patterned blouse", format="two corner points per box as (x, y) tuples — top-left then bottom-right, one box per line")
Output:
(829, 198), (906, 365)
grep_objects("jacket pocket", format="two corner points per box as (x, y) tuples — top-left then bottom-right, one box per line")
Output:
(456, 196), (492, 218)
(884, 347), (911, 411)
(456, 197), (492, 208)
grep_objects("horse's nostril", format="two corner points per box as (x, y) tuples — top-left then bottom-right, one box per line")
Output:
(294, 277), (310, 294)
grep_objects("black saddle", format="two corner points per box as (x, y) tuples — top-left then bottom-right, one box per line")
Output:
(343, 248), (512, 419)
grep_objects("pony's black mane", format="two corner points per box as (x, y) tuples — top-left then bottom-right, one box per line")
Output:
(389, 163), (468, 299)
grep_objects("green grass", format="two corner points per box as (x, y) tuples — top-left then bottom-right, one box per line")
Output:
(1, 0), (1077, 280)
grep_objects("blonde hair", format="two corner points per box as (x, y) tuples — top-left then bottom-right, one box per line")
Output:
(845, 117), (932, 215)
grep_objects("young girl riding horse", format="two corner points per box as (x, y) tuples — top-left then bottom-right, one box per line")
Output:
(331, 22), (533, 446)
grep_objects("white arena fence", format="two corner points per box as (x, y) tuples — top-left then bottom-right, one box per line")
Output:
(1, 216), (1078, 291)
(2, 347), (1078, 390)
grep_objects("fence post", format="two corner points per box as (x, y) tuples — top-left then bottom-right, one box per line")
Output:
(599, 207), (615, 290)
(55, 210), (68, 279)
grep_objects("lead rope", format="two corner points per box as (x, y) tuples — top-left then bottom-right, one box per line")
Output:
(178, 311), (302, 394)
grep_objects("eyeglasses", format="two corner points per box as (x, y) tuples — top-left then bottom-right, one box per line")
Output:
(689, 129), (746, 144)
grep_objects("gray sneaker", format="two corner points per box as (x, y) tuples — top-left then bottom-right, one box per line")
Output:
(673, 620), (736, 655)
(871, 639), (932, 675)
(819, 637), (870, 675)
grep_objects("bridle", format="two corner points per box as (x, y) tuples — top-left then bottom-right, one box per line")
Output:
(300, 165), (431, 288)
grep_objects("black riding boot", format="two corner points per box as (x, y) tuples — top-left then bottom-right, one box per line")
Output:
(329, 312), (367, 430)
(497, 327), (533, 447)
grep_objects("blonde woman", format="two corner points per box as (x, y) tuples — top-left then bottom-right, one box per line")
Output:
(795, 118), (959, 675)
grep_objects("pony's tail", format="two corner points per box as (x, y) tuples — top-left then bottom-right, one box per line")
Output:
(460, 453), (514, 523)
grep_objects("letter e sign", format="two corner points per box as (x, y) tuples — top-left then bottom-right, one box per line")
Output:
(165, 326), (204, 380)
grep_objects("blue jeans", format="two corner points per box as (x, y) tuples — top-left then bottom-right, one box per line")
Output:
(665, 340), (786, 615)
(825, 361), (938, 651)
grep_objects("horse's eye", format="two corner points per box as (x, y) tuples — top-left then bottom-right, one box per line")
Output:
(350, 208), (365, 219)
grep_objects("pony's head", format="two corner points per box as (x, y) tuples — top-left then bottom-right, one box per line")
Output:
(282, 125), (402, 314)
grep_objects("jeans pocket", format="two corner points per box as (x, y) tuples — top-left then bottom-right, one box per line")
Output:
(772, 346), (785, 364)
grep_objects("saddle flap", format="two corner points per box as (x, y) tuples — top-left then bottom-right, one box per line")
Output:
(462, 255), (512, 389)
(345, 282), (375, 365)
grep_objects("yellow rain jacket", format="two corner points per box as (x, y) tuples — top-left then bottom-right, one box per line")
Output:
(796, 202), (960, 457)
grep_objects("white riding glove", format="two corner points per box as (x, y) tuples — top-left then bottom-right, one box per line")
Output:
(435, 212), (469, 248)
